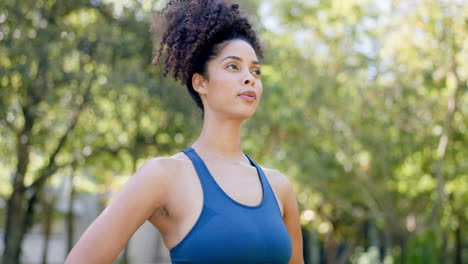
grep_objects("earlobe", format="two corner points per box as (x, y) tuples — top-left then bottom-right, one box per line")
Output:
(192, 73), (207, 94)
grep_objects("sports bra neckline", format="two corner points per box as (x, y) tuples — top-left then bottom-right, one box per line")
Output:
(185, 147), (266, 209)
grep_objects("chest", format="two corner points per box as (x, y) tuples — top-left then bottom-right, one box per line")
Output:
(167, 162), (284, 218)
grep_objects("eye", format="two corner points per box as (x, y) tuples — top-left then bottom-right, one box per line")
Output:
(227, 64), (239, 70)
(251, 68), (262, 76)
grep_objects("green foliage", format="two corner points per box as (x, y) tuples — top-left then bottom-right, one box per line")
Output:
(0, 0), (466, 263)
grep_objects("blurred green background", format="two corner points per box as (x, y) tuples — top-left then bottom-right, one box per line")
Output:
(0, 0), (467, 263)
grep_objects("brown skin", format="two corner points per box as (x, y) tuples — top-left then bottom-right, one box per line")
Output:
(65, 40), (304, 264)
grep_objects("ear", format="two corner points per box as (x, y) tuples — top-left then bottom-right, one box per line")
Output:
(192, 73), (208, 95)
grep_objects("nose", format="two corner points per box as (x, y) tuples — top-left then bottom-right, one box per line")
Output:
(243, 71), (255, 86)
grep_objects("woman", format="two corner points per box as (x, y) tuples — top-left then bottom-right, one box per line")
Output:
(65, 0), (303, 263)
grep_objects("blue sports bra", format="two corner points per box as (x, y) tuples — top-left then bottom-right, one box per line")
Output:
(169, 147), (292, 263)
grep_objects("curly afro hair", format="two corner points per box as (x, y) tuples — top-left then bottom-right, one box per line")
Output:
(151, 0), (263, 111)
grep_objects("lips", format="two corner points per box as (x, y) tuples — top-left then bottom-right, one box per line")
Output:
(239, 91), (257, 101)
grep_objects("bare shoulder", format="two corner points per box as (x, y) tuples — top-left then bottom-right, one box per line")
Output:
(260, 166), (294, 195)
(144, 152), (190, 177)
(140, 151), (193, 181)
(123, 152), (191, 209)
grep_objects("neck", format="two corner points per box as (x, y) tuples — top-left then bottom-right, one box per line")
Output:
(191, 110), (245, 162)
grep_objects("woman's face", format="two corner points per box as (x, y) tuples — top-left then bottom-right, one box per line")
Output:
(194, 39), (263, 120)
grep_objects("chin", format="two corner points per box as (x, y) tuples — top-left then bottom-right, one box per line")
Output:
(213, 102), (258, 120)
(231, 107), (257, 120)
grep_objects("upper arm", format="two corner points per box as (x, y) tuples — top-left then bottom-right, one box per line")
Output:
(280, 174), (304, 264)
(65, 158), (173, 264)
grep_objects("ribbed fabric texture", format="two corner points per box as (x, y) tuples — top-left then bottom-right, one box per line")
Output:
(169, 147), (292, 264)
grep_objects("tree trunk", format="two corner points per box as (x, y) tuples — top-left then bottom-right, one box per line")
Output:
(439, 231), (448, 264)
(2, 189), (40, 264)
(3, 190), (27, 264)
(324, 230), (337, 264)
(308, 230), (320, 264)
(67, 163), (77, 254)
(2, 119), (34, 264)
(383, 228), (392, 262)
(454, 221), (462, 264)
(398, 232), (408, 264)
(41, 194), (57, 264)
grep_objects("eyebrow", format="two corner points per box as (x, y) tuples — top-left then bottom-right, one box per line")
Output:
(221, 56), (260, 65)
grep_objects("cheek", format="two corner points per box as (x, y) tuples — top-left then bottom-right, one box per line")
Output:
(207, 78), (235, 103)
(257, 82), (263, 99)
(211, 74), (237, 96)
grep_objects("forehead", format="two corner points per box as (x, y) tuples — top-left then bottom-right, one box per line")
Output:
(215, 39), (259, 62)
